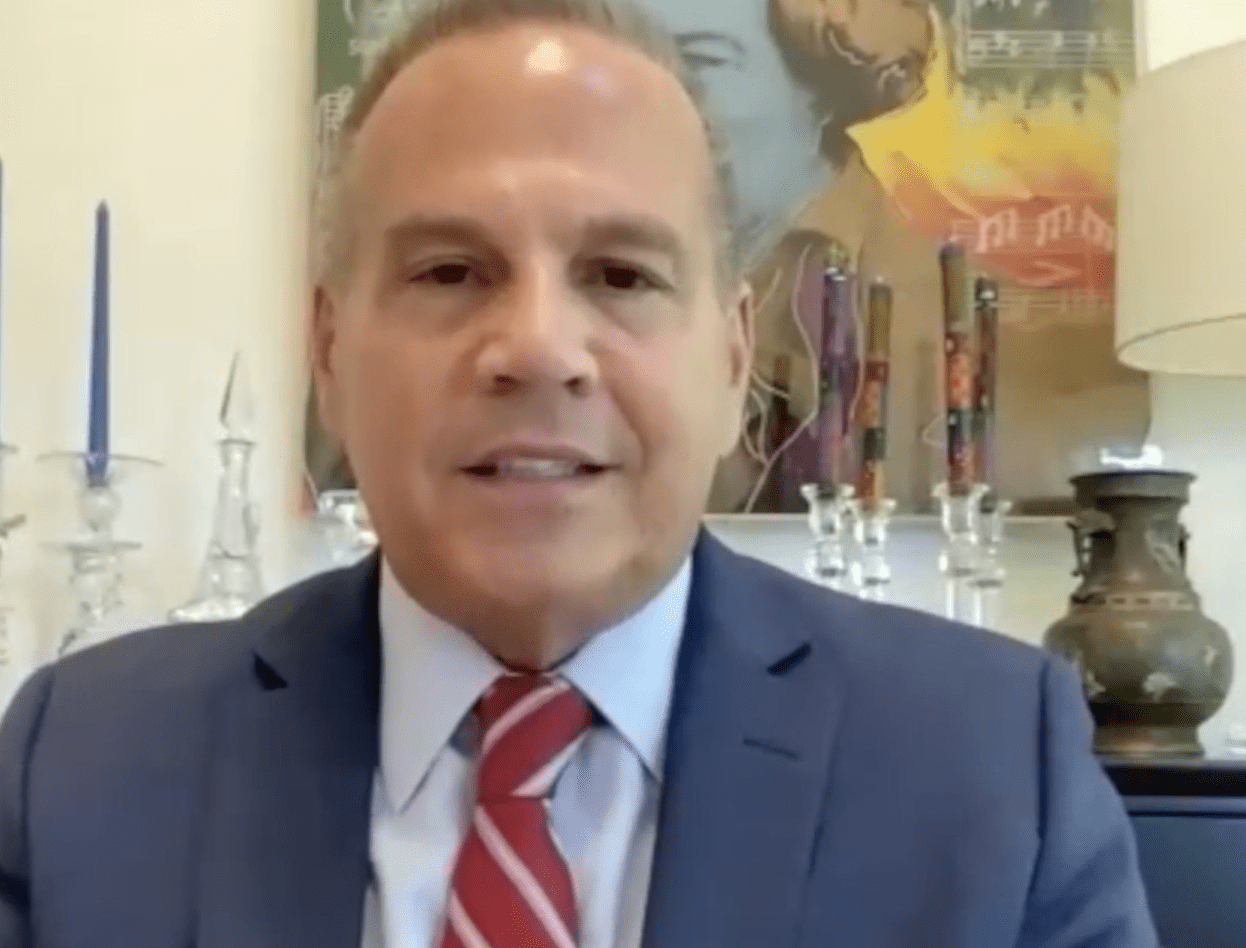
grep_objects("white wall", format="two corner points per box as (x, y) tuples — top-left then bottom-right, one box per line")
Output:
(3, 0), (1246, 753)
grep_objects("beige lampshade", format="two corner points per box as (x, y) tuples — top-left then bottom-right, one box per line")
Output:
(1116, 39), (1246, 375)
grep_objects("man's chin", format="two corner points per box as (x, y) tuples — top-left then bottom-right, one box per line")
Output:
(450, 551), (633, 655)
(465, 538), (621, 593)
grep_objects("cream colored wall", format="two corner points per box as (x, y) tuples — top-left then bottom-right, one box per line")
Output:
(0, 0), (318, 679)
(3, 0), (1246, 750)
(1140, 1), (1246, 70)
(1134, 1), (1246, 751)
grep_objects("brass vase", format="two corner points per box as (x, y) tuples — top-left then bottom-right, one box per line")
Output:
(1044, 470), (1232, 758)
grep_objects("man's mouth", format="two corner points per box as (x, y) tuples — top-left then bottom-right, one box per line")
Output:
(464, 458), (610, 480)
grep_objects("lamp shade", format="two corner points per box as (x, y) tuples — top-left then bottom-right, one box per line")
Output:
(1116, 40), (1246, 375)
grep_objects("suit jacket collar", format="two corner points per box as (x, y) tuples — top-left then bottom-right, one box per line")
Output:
(251, 550), (383, 693)
(196, 553), (382, 948)
(195, 531), (844, 948)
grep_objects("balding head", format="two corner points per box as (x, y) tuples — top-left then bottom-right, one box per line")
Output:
(319, 0), (743, 297)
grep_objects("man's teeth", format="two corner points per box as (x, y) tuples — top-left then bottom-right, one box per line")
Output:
(494, 458), (582, 479)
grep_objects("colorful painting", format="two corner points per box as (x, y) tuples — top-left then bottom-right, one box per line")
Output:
(309, 0), (1147, 514)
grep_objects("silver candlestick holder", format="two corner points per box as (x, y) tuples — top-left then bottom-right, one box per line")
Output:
(970, 494), (1012, 630)
(171, 353), (264, 622)
(0, 445), (26, 669)
(315, 488), (378, 567)
(932, 481), (989, 624)
(41, 451), (158, 657)
(848, 497), (896, 602)
(802, 483), (855, 591)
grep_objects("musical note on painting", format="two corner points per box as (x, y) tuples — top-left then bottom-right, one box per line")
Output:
(952, 203), (1117, 257)
(1036, 204), (1075, 247)
(976, 208), (1021, 253)
(993, 31), (1022, 59)
(1080, 207), (1115, 251)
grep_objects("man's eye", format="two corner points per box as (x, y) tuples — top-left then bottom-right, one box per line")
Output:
(412, 262), (476, 285)
(588, 262), (662, 292)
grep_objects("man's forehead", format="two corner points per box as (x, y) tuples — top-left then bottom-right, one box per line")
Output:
(346, 23), (713, 198)
(384, 23), (686, 117)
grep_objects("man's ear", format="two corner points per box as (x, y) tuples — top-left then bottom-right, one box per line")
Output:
(718, 280), (756, 458)
(310, 284), (343, 438)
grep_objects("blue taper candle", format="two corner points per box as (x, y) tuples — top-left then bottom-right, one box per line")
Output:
(86, 202), (110, 485)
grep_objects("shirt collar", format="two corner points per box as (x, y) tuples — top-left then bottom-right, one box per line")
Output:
(377, 557), (691, 813)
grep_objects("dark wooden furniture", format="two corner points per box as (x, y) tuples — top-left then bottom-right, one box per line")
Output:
(1104, 757), (1246, 948)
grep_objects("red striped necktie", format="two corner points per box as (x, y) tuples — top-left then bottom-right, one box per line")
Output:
(440, 674), (593, 948)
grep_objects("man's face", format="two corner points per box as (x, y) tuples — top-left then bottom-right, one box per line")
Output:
(314, 24), (752, 662)
(772, 0), (934, 124)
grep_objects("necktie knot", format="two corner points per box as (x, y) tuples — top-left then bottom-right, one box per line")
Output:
(475, 674), (591, 801)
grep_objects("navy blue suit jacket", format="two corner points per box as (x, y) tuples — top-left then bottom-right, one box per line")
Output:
(0, 532), (1157, 947)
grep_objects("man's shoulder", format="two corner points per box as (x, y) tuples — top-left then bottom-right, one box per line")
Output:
(715, 542), (1052, 702)
(25, 564), (362, 718)
(711, 544), (1064, 804)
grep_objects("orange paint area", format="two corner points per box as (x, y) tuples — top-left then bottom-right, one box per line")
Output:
(848, 14), (1129, 293)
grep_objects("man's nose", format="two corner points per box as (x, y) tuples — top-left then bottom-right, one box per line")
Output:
(474, 263), (600, 396)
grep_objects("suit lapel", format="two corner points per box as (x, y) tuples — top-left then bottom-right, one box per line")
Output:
(196, 555), (382, 948)
(642, 532), (846, 948)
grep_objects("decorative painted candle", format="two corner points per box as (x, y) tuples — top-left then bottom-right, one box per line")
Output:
(973, 278), (1000, 500)
(855, 279), (893, 507)
(816, 242), (859, 489)
(938, 242), (976, 496)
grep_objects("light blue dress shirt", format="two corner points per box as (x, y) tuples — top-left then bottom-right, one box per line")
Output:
(360, 558), (692, 948)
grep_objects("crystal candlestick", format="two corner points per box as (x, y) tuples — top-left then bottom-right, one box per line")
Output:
(802, 483), (855, 591)
(971, 495), (1013, 630)
(316, 489), (378, 567)
(0, 445), (25, 669)
(41, 452), (158, 657)
(933, 481), (989, 624)
(171, 354), (264, 622)
(849, 498), (896, 602)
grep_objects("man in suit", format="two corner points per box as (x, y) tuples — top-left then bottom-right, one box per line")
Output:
(0, 0), (1158, 945)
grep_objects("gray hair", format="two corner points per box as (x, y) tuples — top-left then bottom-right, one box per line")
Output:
(316, 0), (744, 295)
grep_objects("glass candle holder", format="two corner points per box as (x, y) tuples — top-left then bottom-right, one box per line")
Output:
(848, 497), (897, 602)
(0, 444), (23, 669)
(315, 489), (378, 567)
(40, 451), (158, 657)
(802, 483), (856, 591)
(970, 495), (1013, 630)
(933, 481), (989, 623)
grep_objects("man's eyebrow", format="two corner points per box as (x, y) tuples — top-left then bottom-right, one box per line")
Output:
(580, 214), (687, 267)
(380, 211), (688, 273)
(382, 214), (492, 249)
